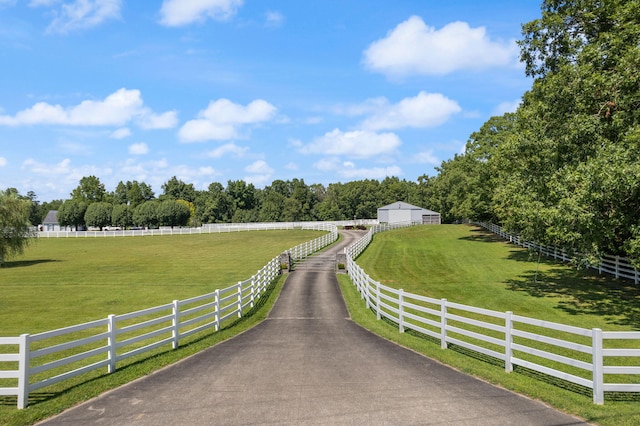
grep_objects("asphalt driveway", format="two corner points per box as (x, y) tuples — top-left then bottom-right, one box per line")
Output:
(40, 231), (587, 425)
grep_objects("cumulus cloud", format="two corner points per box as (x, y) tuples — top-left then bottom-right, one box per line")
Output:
(30, 0), (122, 34)
(110, 127), (131, 139)
(0, 156), (7, 167)
(205, 143), (248, 158)
(159, 0), (243, 26)
(492, 99), (521, 115)
(414, 150), (439, 165)
(360, 92), (461, 130)
(313, 158), (402, 179)
(0, 88), (177, 130)
(128, 142), (149, 155)
(178, 98), (277, 142)
(244, 160), (273, 187)
(299, 129), (400, 158)
(137, 110), (179, 130)
(22, 157), (113, 187)
(265, 10), (284, 27)
(363, 16), (518, 77)
(340, 165), (403, 179)
(245, 159), (273, 175)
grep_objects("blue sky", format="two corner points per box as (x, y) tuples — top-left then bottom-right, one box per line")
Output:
(0, 0), (541, 201)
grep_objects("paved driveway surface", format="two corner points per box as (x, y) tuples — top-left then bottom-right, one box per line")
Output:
(40, 231), (587, 425)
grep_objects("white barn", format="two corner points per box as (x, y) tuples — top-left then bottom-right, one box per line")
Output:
(42, 210), (62, 231)
(377, 201), (441, 225)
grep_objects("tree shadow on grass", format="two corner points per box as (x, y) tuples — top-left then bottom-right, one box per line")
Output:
(1, 259), (61, 269)
(458, 227), (509, 244)
(459, 227), (640, 329)
(505, 252), (640, 329)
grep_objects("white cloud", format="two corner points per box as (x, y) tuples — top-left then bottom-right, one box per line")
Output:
(178, 98), (277, 142)
(31, 0), (122, 34)
(0, 156), (7, 167)
(265, 10), (283, 27)
(245, 159), (273, 174)
(314, 157), (339, 171)
(137, 110), (179, 129)
(340, 165), (403, 179)
(313, 158), (402, 179)
(300, 129), (401, 158)
(284, 162), (298, 171)
(363, 16), (518, 77)
(22, 158), (113, 186)
(116, 158), (219, 192)
(331, 97), (388, 117)
(360, 92), (461, 130)
(110, 127), (131, 139)
(128, 142), (149, 155)
(244, 160), (273, 187)
(492, 99), (521, 115)
(159, 0), (243, 27)
(205, 143), (248, 158)
(0, 88), (177, 130)
(414, 150), (439, 165)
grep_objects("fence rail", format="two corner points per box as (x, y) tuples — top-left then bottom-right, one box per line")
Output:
(1, 223), (338, 409)
(345, 223), (640, 404)
(474, 222), (640, 284)
(37, 220), (374, 239)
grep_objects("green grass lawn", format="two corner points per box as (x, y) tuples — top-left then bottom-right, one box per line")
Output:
(344, 224), (640, 425)
(0, 230), (322, 425)
(1, 230), (322, 336)
(355, 224), (640, 331)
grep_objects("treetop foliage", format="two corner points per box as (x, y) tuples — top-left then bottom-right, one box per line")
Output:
(0, 189), (36, 265)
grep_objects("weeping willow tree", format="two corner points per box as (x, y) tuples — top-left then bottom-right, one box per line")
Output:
(0, 189), (36, 266)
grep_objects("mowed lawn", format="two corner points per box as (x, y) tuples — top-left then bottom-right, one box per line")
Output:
(356, 224), (640, 332)
(1, 230), (322, 336)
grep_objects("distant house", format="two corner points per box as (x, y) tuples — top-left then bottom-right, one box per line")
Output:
(377, 201), (441, 225)
(42, 210), (61, 231)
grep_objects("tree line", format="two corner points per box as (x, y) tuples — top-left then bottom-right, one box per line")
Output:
(11, 175), (431, 230)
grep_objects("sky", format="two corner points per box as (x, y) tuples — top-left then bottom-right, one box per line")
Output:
(0, 0), (542, 201)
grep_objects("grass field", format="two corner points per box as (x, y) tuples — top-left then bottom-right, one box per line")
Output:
(355, 224), (640, 331)
(3, 225), (640, 425)
(343, 224), (640, 425)
(1, 230), (323, 425)
(1, 230), (322, 336)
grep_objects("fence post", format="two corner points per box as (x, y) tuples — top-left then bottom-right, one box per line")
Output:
(172, 300), (180, 349)
(592, 328), (604, 404)
(398, 289), (405, 333)
(375, 281), (381, 320)
(250, 276), (256, 308)
(505, 311), (513, 373)
(17, 334), (30, 409)
(107, 315), (116, 374)
(237, 282), (243, 318)
(214, 290), (220, 331)
(365, 274), (372, 309)
(440, 299), (448, 349)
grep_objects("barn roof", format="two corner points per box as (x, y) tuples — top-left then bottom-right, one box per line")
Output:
(43, 210), (59, 224)
(378, 201), (439, 215)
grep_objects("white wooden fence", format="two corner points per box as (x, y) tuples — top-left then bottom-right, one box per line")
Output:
(475, 222), (640, 284)
(37, 220), (373, 239)
(1, 223), (338, 409)
(345, 223), (640, 404)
